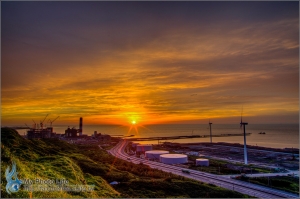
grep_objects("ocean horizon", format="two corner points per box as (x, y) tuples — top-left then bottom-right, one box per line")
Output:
(16, 123), (299, 149)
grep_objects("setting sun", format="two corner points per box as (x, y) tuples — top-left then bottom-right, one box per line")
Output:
(1, 2), (298, 126)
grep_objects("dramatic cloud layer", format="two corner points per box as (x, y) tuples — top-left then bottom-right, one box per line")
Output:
(1, 2), (299, 125)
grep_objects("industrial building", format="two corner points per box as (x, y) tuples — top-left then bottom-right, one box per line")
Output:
(26, 116), (113, 145)
(136, 144), (153, 152)
(93, 131), (111, 141)
(132, 142), (140, 147)
(65, 117), (83, 137)
(65, 127), (79, 137)
(26, 114), (58, 139)
(145, 150), (169, 160)
(27, 127), (56, 139)
(160, 154), (188, 164)
(196, 158), (209, 166)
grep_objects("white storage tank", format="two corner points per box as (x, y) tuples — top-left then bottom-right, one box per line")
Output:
(160, 154), (188, 164)
(136, 144), (153, 152)
(145, 150), (169, 160)
(196, 158), (209, 166)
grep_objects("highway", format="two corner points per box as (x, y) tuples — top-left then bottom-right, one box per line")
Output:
(222, 172), (299, 179)
(108, 139), (299, 198)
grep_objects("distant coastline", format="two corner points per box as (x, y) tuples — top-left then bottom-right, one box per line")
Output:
(15, 123), (299, 149)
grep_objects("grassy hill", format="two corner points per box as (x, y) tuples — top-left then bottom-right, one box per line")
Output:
(1, 128), (119, 198)
(1, 128), (250, 198)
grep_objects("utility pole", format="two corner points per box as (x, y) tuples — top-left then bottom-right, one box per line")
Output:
(209, 121), (212, 143)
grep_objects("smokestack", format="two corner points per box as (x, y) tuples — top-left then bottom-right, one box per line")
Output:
(79, 117), (83, 136)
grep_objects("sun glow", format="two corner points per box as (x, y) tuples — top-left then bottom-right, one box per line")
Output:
(132, 121), (136, 125)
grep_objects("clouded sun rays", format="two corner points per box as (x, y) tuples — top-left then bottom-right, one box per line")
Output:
(127, 123), (140, 137)
(126, 123), (158, 138)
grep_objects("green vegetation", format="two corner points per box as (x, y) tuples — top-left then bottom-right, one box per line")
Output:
(1, 128), (119, 198)
(188, 155), (274, 175)
(238, 175), (299, 194)
(115, 179), (245, 198)
(1, 128), (250, 198)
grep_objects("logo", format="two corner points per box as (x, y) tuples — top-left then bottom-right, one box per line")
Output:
(5, 162), (22, 194)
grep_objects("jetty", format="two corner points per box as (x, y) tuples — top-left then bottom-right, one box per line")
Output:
(128, 133), (251, 141)
(1, 126), (30, 129)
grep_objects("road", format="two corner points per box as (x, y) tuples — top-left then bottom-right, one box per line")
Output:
(222, 172), (299, 178)
(108, 139), (299, 198)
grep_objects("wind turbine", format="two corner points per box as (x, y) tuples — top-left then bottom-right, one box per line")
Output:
(209, 120), (213, 143)
(240, 108), (248, 165)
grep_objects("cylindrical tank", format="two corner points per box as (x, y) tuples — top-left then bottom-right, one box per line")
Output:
(196, 158), (209, 166)
(136, 144), (153, 152)
(145, 150), (169, 159)
(160, 154), (188, 164)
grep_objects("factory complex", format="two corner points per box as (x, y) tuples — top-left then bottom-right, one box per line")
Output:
(125, 139), (299, 175)
(25, 116), (111, 144)
(21, 116), (298, 173)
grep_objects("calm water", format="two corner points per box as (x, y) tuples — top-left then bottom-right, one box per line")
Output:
(18, 124), (299, 149)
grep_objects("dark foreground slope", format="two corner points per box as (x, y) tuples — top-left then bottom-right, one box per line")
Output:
(1, 128), (119, 198)
(1, 128), (250, 198)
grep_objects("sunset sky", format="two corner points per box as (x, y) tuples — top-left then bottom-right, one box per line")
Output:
(1, 2), (299, 126)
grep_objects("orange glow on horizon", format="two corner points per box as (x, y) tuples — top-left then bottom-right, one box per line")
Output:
(1, 3), (298, 126)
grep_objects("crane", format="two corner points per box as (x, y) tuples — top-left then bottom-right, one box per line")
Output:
(40, 114), (49, 129)
(48, 116), (60, 127)
(32, 119), (37, 129)
(24, 123), (30, 129)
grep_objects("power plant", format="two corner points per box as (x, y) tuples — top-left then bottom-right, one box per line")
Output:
(26, 116), (85, 139)
(65, 117), (83, 138)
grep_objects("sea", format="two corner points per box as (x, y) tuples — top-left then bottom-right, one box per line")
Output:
(18, 124), (299, 149)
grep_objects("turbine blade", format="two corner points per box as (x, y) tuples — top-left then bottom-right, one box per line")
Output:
(240, 106), (243, 128)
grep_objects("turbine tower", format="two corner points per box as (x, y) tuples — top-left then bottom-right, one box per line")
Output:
(240, 112), (248, 165)
(209, 120), (213, 143)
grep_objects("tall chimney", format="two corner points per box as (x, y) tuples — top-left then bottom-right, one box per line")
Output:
(79, 117), (83, 136)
